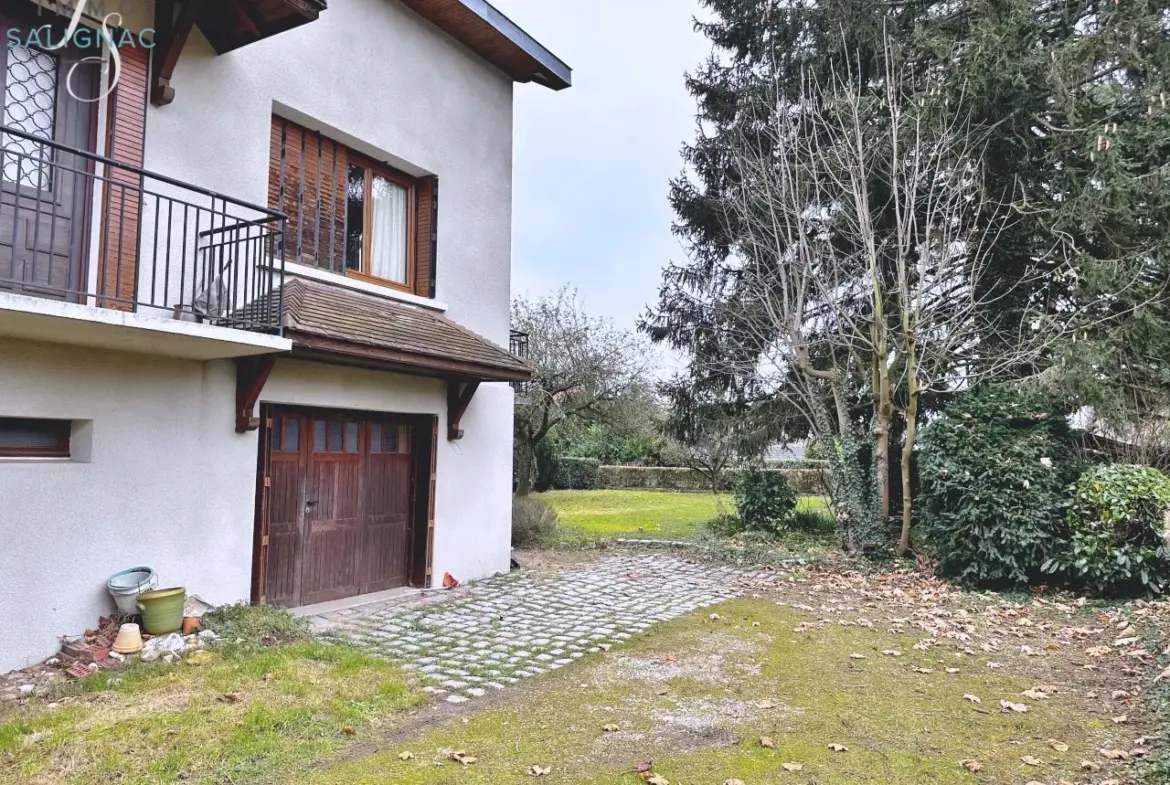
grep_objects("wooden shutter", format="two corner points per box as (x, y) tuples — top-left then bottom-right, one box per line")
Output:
(99, 44), (149, 309)
(268, 116), (348, 272)
(414, 176), (438, 298)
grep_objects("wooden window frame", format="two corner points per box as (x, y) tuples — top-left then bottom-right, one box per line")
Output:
(344, 153), (417, 294)
(0, 417), (71, 458)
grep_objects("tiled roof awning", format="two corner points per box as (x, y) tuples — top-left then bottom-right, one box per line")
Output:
(275, 278), (532, 382)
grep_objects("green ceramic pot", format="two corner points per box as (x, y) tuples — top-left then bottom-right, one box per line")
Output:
(136, 587), (187, 635)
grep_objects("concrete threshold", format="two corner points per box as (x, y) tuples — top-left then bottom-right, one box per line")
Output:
(289, 586), (427, 618)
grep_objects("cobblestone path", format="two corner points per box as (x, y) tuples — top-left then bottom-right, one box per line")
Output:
(314, 555), (772, 703)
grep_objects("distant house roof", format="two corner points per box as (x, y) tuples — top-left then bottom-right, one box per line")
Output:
(397, 0), (571, 90)
(274, 278), (533, 382)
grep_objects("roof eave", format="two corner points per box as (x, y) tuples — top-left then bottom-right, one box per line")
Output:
(465, 0), (572, 90)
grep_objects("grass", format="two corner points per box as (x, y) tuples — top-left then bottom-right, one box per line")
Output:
(301, 599), (1102, 785)
(538, 489), (829, 542)
(0, 641), (425, 785)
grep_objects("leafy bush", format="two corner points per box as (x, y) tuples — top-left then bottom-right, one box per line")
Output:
(919, 386), (1080, 586)
(533, 439), (559, 493)
(553, 457), (601, 490)
(1045, 464), (1170, 596)
(201, 603), (309, 647)
(790, 508), (832, 534)
(704, 511), (745, 536)
(512, 497), (559, 547)
(735, 466), (798, 534)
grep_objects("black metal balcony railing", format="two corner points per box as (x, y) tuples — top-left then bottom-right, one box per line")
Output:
(0, 124), (286, 333)
(510, 329), (535, 396)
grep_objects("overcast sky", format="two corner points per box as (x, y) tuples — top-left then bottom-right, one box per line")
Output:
(492, 0), (710, 330)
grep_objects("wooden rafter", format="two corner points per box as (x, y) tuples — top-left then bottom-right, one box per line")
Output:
(446, 380), (480, 441)
(236, 356), (277, 433)
(151, 0), (204, 107)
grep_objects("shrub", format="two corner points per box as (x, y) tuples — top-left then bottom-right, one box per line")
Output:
(201, 603), (309, 647)
(512, 497), (559, 547)
(533, 439), (559, 492)
(553, 457), (601, 490)
(918, 386), (1080, 586)
(1045, 464), (1170, 596)
(790, 507), (832, 534)
(735, 466), (798, 534)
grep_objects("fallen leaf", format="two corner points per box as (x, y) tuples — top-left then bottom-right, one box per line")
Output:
(1021, 755), (1044, 766)
(448, 750), (477, 765)
(1001, 700), (1029, 713)
(636, 761), (653, 774)
(945, 667), (960, 674)
(882, 650), (902, 657)
(220, 691), (243, 703)
(913, 667), (934, 674)
(1049, 739), (1069, 753)
(1131, 746), (1151, 757)
(1112, 714), (1128, 724)
(527, 764), (551, 776)
(1102, 748), (1129, 760)
(397, 751), (414, 761)
(828, 743), (849, 752)
(724, 780), (746, 785)
(655, 686), (670, 696)
(849, 653), (867, 660)
(598, 644), (613, 652)
(959, 759), (983, 772)
(759, 736), (776, 749)
(1022, 688), (1049, 700)
(602, 724), (620, 733)
(756, 699), (776, 709)
(781, 762), (803, 772)
(645, 776), (669, 785)
(1111, 690), (1131, 700)
(963, 694), (982, 704)
(710, 613), (721, 621)
(1080, 760), (1100, 772)
(341, 726), (355, 736)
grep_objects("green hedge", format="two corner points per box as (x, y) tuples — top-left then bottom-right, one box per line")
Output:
(596, 465), (827, 495)
(553, 457), (601, 490)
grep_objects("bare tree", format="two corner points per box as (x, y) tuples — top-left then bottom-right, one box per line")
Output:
(512, 288), (652, 495)
(710, 34), (1088, 554)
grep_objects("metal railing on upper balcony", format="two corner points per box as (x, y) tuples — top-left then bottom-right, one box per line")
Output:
(0, 124), (287, 334)
(510, 329), (536, 396)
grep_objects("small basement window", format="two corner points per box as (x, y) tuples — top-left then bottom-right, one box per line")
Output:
(0, 417), (71, 457)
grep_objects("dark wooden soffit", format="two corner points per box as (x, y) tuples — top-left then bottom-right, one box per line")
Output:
(397, 0), (571, 90)
(290, 332), (533, 384)
(152, 0), (326, 106)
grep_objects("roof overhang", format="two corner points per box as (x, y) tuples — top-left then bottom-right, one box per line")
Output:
(290, 332), (534, 383)
(397, 0), (571, 90)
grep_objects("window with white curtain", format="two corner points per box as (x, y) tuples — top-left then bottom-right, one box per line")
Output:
(344, 163), (413, 288)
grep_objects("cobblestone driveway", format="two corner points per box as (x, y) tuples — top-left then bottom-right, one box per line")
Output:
(315, 555), (770, 703)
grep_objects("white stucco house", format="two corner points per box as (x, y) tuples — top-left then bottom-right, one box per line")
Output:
(0, 0), (569, 673)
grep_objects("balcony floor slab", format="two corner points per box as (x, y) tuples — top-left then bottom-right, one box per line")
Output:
(0, 292), (292, 360)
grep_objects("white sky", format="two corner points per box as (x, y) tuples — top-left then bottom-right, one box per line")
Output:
(492, 0), (710, 330)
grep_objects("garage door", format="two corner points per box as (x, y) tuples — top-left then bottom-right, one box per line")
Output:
(257, 408), (417, 608)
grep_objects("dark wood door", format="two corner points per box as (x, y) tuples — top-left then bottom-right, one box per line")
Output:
(260, 409), (415, 608)
(0, 15), (99, 299)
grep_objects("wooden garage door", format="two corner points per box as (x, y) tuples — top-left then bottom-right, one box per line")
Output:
(260, 409), (414, 608)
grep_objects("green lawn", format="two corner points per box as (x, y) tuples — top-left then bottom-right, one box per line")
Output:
(538, 489), (828, 541)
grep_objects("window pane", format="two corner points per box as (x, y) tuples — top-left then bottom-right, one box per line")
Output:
(370, 424), (382, 454)
(314, 420), (326, 452)
(285, 418), (299, 452)
(270, 416), (282, 451)
(369, 175), (408, 283)
(384, 425), (397, 454)
(0, 417), (69, 456)
(397, 425), (411, 454)
(345, 164), (365, 272)
(328, 421), (343, 452)
(2, 46), (58, 189)
(345, 422), (358, 453)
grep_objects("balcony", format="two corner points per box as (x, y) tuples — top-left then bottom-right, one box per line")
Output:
(0, 124), (291, 360)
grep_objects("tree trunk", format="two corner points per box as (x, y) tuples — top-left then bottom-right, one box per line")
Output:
(875, 363), (892, 521)
(897, 378), (919, 557)
(515, 442), (535, 497)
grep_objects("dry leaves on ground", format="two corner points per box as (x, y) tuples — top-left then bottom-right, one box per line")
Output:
(959, 759), (983, 772)
(781, 762), (803, 772)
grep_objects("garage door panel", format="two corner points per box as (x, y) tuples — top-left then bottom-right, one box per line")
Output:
(261, 409), (416, 608)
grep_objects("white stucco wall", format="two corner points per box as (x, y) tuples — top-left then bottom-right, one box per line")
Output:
(0, 340), (256, 673)
(141, 0), (516, 345)
(262, 360), (516, 586)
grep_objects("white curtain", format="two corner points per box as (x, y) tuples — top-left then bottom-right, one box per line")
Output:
(370, 175), (408, 284)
